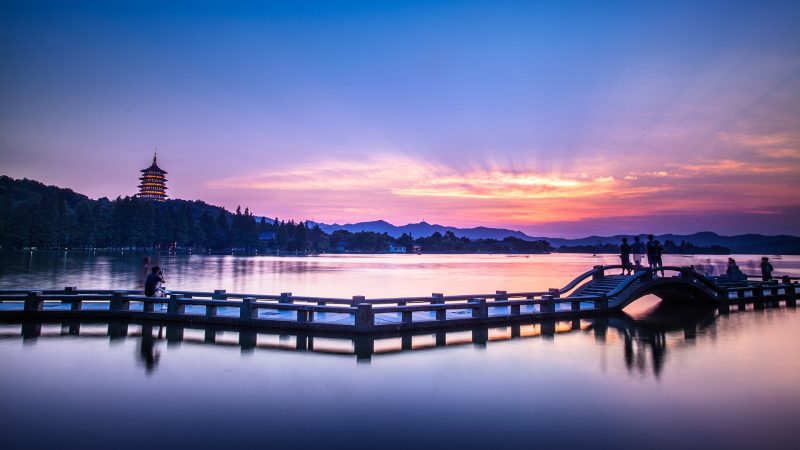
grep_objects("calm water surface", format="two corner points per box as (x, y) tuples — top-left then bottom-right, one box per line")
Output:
(1, 252), (799, 449)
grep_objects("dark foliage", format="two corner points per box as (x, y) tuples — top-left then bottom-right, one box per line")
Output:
(557, 239), (730, 255)
(0, 176), (553, 254)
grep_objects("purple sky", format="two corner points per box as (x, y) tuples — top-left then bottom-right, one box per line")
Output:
(1, 1), (799, 237)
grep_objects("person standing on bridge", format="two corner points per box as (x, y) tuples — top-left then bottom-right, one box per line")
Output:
(631, 236), (645, 271)
(760, 257), (774, 282)
(620, 237), (633, 275)
(654, 240), (665, 277)
(646, 235), (657, 270)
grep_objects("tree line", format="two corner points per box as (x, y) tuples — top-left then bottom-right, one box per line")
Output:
(557, 239), (730, 255)
(0, 176), (553, 254)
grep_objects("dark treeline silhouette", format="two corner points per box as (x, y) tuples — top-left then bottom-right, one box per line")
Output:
(0, 176), (259, 250)
(558, 239), (730, 255)
(0, 176), (552, 254)
(328, 230), (551, 254)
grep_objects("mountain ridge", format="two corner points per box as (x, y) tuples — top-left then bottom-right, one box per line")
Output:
(310, 220), (800, 254)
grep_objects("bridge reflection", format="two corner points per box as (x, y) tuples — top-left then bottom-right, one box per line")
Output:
(1, 298), (725, 377)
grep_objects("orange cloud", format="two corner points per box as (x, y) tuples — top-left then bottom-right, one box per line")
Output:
(205, 152), (800, 228)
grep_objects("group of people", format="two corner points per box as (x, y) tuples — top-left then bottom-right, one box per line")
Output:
(619, 234), (664, 276)
(722, 256), (774, 283)
(618, 236), (778, 283)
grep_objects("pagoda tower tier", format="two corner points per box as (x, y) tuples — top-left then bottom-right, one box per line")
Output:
(137, 151), (168, 201)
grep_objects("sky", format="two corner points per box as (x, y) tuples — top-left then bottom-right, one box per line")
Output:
(1, 0), (799, 238)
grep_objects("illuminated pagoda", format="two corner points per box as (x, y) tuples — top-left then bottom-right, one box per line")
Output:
(137, 150), (168, 201)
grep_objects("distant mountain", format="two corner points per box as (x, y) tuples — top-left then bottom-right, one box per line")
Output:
(311, 220), (800, 254)
(313, 220), (535, 241)
(548, 232), (800, 254)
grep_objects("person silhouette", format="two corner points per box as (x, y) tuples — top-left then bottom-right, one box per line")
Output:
(654, 240), (665, 276)
(144, 266), (165, 297)
(631, 236), (645, 271)
(619, 237), (632, 275)
(646, 234), (657, 270)
(760, 257), (774, 282)
(725, 258), (746, 282)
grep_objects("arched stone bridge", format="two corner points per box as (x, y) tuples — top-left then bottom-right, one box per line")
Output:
(569, 265), (726, 310)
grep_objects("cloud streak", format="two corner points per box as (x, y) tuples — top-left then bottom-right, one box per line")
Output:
(206, 149), (799, 235)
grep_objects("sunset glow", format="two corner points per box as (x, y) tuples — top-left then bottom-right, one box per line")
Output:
(1, 1), (799, 236)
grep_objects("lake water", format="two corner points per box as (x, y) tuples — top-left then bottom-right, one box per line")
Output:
(1, 252), (799, 449)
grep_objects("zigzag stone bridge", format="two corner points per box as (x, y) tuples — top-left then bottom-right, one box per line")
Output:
(1, 265), (797, 334)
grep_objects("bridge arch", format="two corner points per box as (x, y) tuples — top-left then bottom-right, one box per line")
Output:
(611, 276), (722, 310)
(567, 265), (727, 311)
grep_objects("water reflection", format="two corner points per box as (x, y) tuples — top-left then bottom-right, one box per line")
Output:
(2, 251), (798, 299)
(618, 301), (717, 378)
(1, 299), (722, 378)
(3, 302), (799, 450)
(137, 324), (162, 374)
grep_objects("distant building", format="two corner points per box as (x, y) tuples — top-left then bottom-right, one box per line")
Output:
(137, 150), (168, 201)
(388, 243), (407, 253)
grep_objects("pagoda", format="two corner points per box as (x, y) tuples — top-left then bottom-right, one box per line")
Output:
(137, 150), (168, 201)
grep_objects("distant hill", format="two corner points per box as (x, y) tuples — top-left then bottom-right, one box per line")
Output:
(3, 175), (797, 254)
(312, 220), (800, 254)
(545, 232), (800, 255)
(312, 220), (534, 241)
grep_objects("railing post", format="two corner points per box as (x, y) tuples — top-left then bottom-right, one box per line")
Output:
(786, 283), (796, 307)
(351, 295), (366, 307)
(64, 286), (81, 311)
(280, 292), (293, 304)
(592, 265), (605, 280)
(540, 294), (555, 313)
(681, 267), (693, 281)
(354, 303), (374, 331)
(401, 308), (413, 323)
(593, 294), (609, 310)
(571, 299), (581, 312)
(168, 294), (185, 317)
(470, 298), (488, 318)
(768, 285), (780, 307)
(297, 308), (310, 323)
(548, 288), (560, 298)
(212, 289), (227, 300)
(25, 291), (43, 312)
(353, 335), (374, 362)
(736, 289), (746, 311)
(240, 297), (257, 321)
(110, 291), (130, 312)
(753, 287), (765, 310)
(432, 293), (445, 320)
(541, 320), (556, 338)
(239, 330), (257, 352)
(472, 327), (488, 347)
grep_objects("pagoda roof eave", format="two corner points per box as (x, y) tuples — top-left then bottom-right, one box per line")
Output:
(140, 164), (168, 174)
